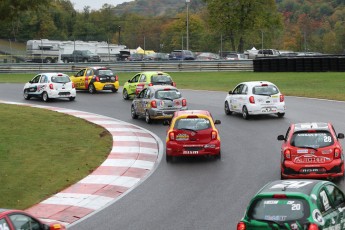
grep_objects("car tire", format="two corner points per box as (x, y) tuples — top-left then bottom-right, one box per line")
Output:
(277, 112), (285, 118)
(215, 151), (221, 160)
(42, 92), (49, 102)
(145, 110), (152, 124)
(69, 97), (76, 101)
(242, 106), (249, 120)
(88, 84), (96, 94)
(122, 89), (129, 100)
(23, 89), (31, 100)
(111, 88), (118, 93)
(224, 101), (232, 115)
(131, 105), (138, 119)
(63, 59), (68, 63)
(166, 154), (172, 162)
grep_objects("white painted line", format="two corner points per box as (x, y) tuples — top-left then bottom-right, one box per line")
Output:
(80, 175), (141, 187)
(113, 136), (157, 143)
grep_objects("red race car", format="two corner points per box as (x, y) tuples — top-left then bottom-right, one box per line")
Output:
(277, 122), (345, 180)
(165, 110), (221, 162)
(0, 209), (65, 230)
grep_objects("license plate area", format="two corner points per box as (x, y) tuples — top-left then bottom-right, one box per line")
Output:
(300, 168), (326, 174)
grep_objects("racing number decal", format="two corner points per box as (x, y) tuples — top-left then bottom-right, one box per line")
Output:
(320, 190), (331, 211)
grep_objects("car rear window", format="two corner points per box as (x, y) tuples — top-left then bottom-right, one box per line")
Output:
(252, 85), (279, 96)
(291, 131), (334, 148)
(174, 118), (211, 131)
(51, 75), (70, 83)
(248, 198), (309, 222)
(97, 69), (114, 76)
(155, 89), (181, 100)
(151, 75), (172, 84)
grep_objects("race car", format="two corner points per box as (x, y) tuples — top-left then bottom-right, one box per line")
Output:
(237, 179), (345, 230)
(131, 85), (187, 123)
(224, 81), (286, 119)
(69, 66), (119, 94)
(123, 71), (176, 100)
(0, 208), (65, 230)
(277, 122), (344, 180)
(165, 110), (221, 162)
(23, 73), (76, 102)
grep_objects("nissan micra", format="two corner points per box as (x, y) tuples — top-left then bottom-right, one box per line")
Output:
(224, 81), (286, 119)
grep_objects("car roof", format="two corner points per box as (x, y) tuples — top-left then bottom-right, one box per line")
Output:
(148, 85), (177, 90)
(39, 73), (68, 77)
(89, 66), (111, 70)
(240, 81), (276, 86)
(257, 180), (326, 197)
(293, 122), (330, 132)
(141, 71), (170, 76)
(174, 110), (212, 117)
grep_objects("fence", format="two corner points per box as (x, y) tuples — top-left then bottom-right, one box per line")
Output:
(0, 60), (254, 73)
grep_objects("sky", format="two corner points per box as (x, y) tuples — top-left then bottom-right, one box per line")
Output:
(72, 0), (132, 11)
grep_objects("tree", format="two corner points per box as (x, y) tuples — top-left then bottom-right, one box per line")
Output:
(204, 0), (283, 52)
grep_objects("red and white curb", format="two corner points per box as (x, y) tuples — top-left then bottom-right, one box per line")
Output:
(1, 101), (162, 226)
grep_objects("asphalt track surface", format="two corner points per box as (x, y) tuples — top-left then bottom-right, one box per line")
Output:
(1, 83), (345, 230)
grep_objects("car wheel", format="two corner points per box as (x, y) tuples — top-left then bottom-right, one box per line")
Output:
(45, 57), (52, 63)
(166, 154), (172, 162)
(242, 106), (249, 120)
(23, 89), (31, 100)
(145, 111), (152, 124)
(131, 105), (138, 119)
(69, 97), (75, 101)
(42, 92), (49, 102)
(277, 112), (285, 118)
(88, 84), (96, 94)
(111, 88), (118, 93)
(122, 89), (129, 100)
(63, 59), (68, 63)
(215, 151), (221, 160)
(224, 101), (232, 115)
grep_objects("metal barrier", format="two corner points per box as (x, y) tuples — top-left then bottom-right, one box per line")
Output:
(0, 60), (253, 73)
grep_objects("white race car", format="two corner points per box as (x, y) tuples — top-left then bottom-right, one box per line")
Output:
(224, 81), (286, 119)
(23, 73), (76, 102)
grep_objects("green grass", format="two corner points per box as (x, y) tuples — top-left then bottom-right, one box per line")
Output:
(2, 71), (345, 101)
(0, 104), (112, 209)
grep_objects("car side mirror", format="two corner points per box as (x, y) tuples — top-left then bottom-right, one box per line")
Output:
(163, 120), (170, 126)
(338, 133), (345, 139)
(214, 120), (221, 125)
(228, 90), (232, 94)
(277, 135), (285, 141)
(128, 79), (131, 83)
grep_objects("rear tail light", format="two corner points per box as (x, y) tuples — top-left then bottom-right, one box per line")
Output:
(172, 82), (176, 87)
(169, 131), (175, 141)
(49, 83), (54, 89)
(249, 96), (255, 104)
(334, 148), (341, 159)
(280, 94), (284, 102)
(237, 222), (246, 230)
(115, 75), (119, 81)
(72, 82), (75, 88)
(308, 223), (319, 230)
(211, 130), (217, 140)
(182, 99), (187, 107)
(151, 100), (157, 108)
(95, 76), (100, 82)
(273, 194), (287, 198)
(148, 83), (153, 86)
(284, 149), (291, 159)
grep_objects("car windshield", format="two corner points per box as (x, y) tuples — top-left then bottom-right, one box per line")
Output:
(252, 85), (279, 96)
(155, 89), (181, 100)
(291, 131), (334, 148)
(249, 198), (308, 222)
(51, 75), (70, 83)
(174, 118), (211, 131)
(151, 75), (172, 84)
(98, 69), (114, 76)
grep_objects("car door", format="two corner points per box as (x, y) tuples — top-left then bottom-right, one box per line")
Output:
(134, 88), (147, 116)
(26, 74), (42, 96)
(229, 84), (245, 113)
(136, 74), (147, 95)
(84, 68), (94, 89)
(73, 68), (86, 89)
(317, 184), (345, 229)
(127, 73), (141, 95)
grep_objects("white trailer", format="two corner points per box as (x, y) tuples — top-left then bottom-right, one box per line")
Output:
(26, 39), (129, 63)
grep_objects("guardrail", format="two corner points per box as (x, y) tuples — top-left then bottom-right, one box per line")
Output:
(0, 60), (253, 73)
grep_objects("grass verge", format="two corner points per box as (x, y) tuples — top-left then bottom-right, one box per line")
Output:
(0, 104), (112, 209)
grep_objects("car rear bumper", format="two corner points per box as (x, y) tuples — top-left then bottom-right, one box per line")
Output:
(49, 89), (76, 98)
(149, 107), (188, 120)
(281, 160), (344, 179)
(247, 103), (286, 115)
(166, 141), (221, 156)
(94, 82), (119, 91)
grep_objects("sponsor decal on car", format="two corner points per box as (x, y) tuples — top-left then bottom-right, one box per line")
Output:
(176, 133), (189, 141)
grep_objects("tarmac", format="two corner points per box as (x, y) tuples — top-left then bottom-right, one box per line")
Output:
(1, 101), (162, 226)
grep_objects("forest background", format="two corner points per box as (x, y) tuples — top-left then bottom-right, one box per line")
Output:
(1, 0), (345, 54)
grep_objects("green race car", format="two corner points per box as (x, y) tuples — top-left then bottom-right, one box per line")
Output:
(237, 180), (345, 230)
(122, 71), (175, 100)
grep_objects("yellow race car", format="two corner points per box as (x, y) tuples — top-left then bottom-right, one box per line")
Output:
(70, 66), (119, 94)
